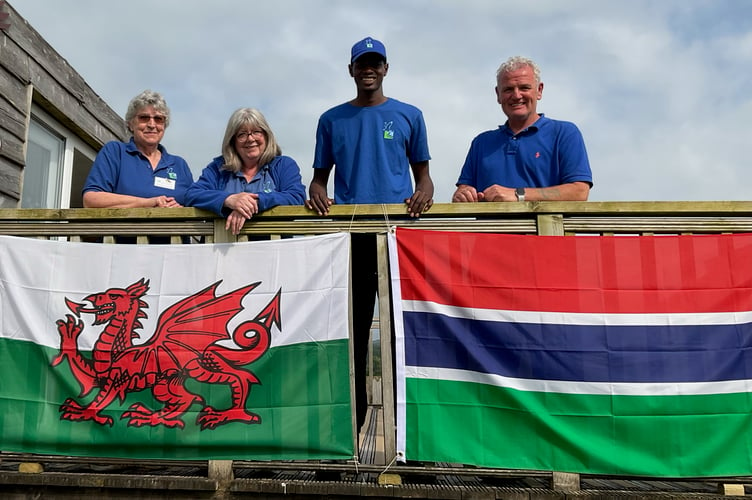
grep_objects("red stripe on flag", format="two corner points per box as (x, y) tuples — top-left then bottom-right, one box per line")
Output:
(395, 228), (752, 314)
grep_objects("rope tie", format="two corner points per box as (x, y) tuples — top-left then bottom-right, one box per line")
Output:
(348, 455), (360, 475)
(380, 204), (391, 233)
(379, 453), (401, 475)
(347, 204), (359, 233)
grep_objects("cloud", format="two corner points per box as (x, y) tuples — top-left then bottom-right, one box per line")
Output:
(14, 0), (752, 202)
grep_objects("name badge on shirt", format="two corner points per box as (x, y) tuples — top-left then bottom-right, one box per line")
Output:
(154, 177), (176, 190)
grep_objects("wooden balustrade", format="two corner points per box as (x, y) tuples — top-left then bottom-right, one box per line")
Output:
(3, 201), (752, 492)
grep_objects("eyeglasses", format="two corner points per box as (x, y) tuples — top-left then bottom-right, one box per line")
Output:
(235, 130), (265, 142)
(136, 114), (166, 125)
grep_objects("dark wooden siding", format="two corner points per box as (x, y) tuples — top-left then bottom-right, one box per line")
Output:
(0, 1), (127, 206)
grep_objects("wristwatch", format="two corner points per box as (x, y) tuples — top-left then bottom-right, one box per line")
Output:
(515, 187), (526, 202)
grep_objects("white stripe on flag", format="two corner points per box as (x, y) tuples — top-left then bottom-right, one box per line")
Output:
(0, 233), (349, 350)
(404, 365), (752, 396)
(402, 300), (752, 326)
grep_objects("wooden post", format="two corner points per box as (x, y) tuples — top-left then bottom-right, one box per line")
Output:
(18, 462), (44, 473)
(208, 221), (237, 485)
(537, 214), (564, 236)
(538, 216), (581, 492)
(213, 218), (236, 244)
(208, 459), (234, 482)
(376, 233), (396, 464)
(552, 471), (580, 492)
(348, 239), (359, 456)
(718, 483), (745, 496)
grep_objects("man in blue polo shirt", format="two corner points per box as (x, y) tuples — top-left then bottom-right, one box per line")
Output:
(307, 36), (434, 438)
(452, 56), (592, 203)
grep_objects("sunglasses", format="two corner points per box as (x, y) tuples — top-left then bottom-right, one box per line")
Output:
(136, 114), (166, 125)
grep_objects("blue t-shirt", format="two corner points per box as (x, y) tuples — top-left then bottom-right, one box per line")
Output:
(313, 98), (431, 204)
(184, 155), (306, 216)
(83, 138), (193, 205)
(457, 114), (592, 190)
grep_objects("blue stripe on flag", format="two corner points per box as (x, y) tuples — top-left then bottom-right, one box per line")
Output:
(403, 311), (752, 383)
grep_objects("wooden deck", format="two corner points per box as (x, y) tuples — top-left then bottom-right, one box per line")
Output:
(1, 404), (748, 499)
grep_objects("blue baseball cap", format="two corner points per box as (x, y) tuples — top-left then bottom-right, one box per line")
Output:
(350, 37), (387, 63)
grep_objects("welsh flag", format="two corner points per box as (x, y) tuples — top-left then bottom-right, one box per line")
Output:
(0, 233), (352, 460)
(389, 227), (752, 477)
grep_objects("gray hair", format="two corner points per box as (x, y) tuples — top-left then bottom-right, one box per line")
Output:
(221, 108), (282, 172)
(496, 56), (541, 84)
(125, 90), (171, 130)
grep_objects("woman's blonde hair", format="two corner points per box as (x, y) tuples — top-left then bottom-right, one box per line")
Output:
(221, 108), (281, 172)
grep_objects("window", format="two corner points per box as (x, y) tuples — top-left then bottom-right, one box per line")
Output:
(22, 120), (63, 208)
(21, 106), (96, 208)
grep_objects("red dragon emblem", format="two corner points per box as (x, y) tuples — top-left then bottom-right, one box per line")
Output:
(51, 278), (281, 430)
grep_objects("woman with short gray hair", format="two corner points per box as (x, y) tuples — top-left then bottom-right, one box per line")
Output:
(83, 89), (193, 208)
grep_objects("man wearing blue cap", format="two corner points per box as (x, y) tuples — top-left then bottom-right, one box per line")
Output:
(307, 36), (434, 435)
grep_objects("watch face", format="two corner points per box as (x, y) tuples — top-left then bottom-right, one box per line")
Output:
(516, 187), (525, 196)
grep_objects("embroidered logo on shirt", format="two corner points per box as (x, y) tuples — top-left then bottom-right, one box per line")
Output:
(535, 152), (541, 159)
(383, 121), (394, 140)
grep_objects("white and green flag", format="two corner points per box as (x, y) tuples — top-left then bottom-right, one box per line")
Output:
(0, 233), (352, 460)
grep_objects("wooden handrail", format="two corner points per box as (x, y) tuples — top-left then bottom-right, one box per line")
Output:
(2, 202), (752, 241)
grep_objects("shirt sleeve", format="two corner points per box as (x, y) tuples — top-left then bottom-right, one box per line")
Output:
(82, 142), (121, 194)
(312, 115), (334, 170)
(171, 156), (195, 206)
(556, 123), (593, 186)
(183, 160), (230, 216)
(408, 109), (431, 164)
(257, 157), (306, 212)
(456, 137), (480, 187)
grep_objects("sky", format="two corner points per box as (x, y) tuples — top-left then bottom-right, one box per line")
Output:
(12, 0), (752, 203)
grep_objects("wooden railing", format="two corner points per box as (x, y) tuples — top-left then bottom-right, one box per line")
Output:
(4, 201), (752, 242)
(3, 201), (752, 490)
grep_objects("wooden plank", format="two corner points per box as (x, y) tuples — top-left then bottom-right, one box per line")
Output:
(2, 202), (752, 222)
(1, 4), (126, 150)
(0, 92), (27, 144)
(564, 216), (752, 234)
(3, 3), (124, 138)
(0, 159), (21, 201)
(376, 233), (397, 465)
(213, 218), (236, 243)
(432, 200), (752, 216)
(0, 1), (9, 31)
(208, 460), (234, 482)
(17, 462), (43, 474)
(536, 214), (564, 236)
(552, 471), (579, 492)
(0, 27), (31, 87)
(0, 115), (25, 166)
(0, 221), (212, 237)
(718, 483), (745, 496)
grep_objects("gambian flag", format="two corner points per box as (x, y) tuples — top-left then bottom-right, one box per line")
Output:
(389, 227), (752, 477)
(0, 233), (352, 460)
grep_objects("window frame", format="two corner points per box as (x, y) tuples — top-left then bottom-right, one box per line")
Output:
(23, 104), (97, 209)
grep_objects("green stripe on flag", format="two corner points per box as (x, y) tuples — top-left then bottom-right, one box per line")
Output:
(405, 377), (752, 476)
(0, 337), (353, 460)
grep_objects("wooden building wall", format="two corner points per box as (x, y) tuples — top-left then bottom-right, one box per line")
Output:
(0, 1), (127, 207)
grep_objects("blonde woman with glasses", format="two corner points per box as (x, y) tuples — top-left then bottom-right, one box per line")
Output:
(185, 108), (305, 235)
